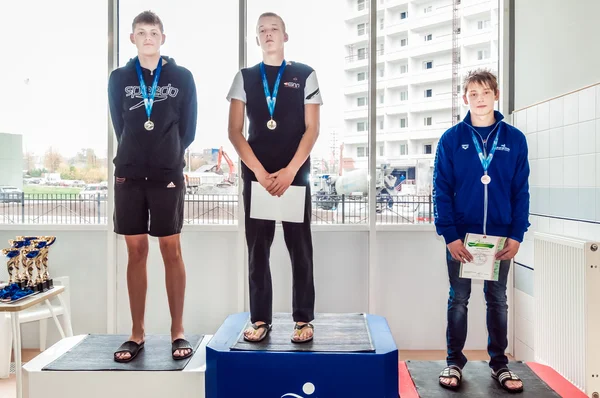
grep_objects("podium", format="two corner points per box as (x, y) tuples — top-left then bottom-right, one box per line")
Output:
(205, 312), (399, 397)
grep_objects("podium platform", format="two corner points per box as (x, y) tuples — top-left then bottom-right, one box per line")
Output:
(22, 334), (210, 398)
(399, 360), (589, 398)
(206, 312), (399, 397)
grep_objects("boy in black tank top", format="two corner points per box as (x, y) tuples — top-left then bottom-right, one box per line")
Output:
(227, 12), (323, 343)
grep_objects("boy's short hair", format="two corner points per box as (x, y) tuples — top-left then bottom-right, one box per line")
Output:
(257, 12), (286, 34)
(463, 69), (498, 95)
(132, 10), (164, 33)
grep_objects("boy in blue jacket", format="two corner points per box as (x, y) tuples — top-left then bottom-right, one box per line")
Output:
(434, 69), (529, 393)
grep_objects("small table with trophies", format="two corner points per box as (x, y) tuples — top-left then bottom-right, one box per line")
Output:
(0, 236), (72, 398)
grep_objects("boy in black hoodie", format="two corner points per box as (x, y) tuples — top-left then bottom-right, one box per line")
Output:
(108, 11), (197, 362)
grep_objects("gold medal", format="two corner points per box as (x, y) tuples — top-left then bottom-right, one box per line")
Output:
(267, 119), (277, 130)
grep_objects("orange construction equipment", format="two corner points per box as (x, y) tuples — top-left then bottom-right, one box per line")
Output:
(217, 146), (236, 185)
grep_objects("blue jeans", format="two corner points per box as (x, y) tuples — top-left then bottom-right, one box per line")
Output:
(446, 249), (511, 371)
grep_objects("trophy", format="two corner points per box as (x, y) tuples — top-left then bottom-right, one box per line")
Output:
(21, 247), (41, 291)
(40, 236), (56, 290)
(2, 248), (20, 285)
(9, 239), (28, 288)
(1, 247), (35, 303)
(33, 240), (49, 291)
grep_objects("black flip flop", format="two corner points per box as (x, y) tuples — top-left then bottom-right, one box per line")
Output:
(171, 338), (194, 360)
(291, 323), (314, 344)
(439, 365), (462, 390)
(492, 368), (524, 393)
(114, 340), (144, 363)
(243, 323), (272, 342)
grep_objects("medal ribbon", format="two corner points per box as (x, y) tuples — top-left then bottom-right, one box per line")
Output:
(135, 57), (163, 121)
(260, 60), (286, 121)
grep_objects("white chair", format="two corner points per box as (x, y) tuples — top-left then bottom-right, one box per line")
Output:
(0, 276), (73, 379)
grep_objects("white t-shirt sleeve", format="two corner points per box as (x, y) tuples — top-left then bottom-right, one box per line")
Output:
(226, 70), (246, 103)
(304, 70), (323, 105)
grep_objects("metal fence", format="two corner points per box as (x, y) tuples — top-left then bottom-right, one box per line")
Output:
(0, 193), (434, 225)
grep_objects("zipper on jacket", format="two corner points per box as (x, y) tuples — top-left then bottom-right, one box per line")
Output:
(468, 123), (500, 237)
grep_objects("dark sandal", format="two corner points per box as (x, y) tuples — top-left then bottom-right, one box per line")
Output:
(439, 365), (462, 390)
(243, 323), (272, 342)
(492, 368), (524, 393)
(291, 322), (314, 344)
(171, 338), (193, 360)
(114, 340), (144, 363)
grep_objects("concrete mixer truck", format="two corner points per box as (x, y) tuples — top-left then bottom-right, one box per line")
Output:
(313, 166), (404, 211)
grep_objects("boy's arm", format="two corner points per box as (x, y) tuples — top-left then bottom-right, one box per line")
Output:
(226, 71), (272, 189)
(508, 133), (531, 243)
(180, 70), (198, 149)
(433, 133), (459, 244)
(108, 71), (124, 141)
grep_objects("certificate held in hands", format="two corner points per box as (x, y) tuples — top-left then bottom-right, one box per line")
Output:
(460, 233), (507, 281)
(249, 181), (306, 223)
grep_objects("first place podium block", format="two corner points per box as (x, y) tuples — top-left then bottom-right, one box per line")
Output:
(206, 313), (398, 397)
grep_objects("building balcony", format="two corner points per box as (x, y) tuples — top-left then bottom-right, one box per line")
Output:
(380, 128), (412, 142)
(409, 94), (452, 113)
(410, 35), (453, 58)
(344, 49), (385, 71)
(345, 33), (370, 47)
(345, 4), (369, 23)
(461, 29), (495, 47)
(384, 74), (410, 88)
(410, 6), (453, 32)
(386, 47), (410, 62)
(344, 106), (369, 120)
(344, 81), (369, 95)
(343, 132), (370, 145)
(385, 0), (409, 10)
(409, 63), (452, 85)
(344, 54), (368, 71)
(462, 0), (494, 17)
(386, 20), (409, 36)
(460, 58), (498, 74)
(410, 126), (449, 140)
(385, 102), (409, 115)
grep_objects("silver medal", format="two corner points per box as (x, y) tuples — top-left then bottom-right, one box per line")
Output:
(144, 120), (154, 131)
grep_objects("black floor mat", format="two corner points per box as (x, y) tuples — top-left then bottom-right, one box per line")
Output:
(406, 360), (560, 397)
(42, 334), (203, 371)
(230, 313), (375, 352)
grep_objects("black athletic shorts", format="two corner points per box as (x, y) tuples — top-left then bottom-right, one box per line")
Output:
(113, 177), (185, 237)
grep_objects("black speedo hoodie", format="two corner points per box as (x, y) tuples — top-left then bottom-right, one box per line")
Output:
(108, 56), (197, 182)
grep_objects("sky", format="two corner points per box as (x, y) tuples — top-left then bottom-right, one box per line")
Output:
(0, 0), (346, 163)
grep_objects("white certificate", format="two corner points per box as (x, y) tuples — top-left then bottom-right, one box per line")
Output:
(459, 233), (507, 281)
(249, 181), (306, 223)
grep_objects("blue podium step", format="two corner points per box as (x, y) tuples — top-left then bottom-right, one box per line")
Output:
(206, 312), (398, 397)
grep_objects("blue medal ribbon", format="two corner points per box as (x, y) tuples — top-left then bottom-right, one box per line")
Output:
(135, 57), (162, 123)
(471, 127), (500, 172)
(260, 60), (287, 122)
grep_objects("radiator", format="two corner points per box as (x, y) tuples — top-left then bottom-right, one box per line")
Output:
(534, 232), (600, 396)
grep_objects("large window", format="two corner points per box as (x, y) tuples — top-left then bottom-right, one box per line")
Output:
(251, 0), (369, 224)
(0, 0), (501, 227)
(0, 0), (108, 224)
(119, 1), (239, 225)
(375, 0), (500, 224)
